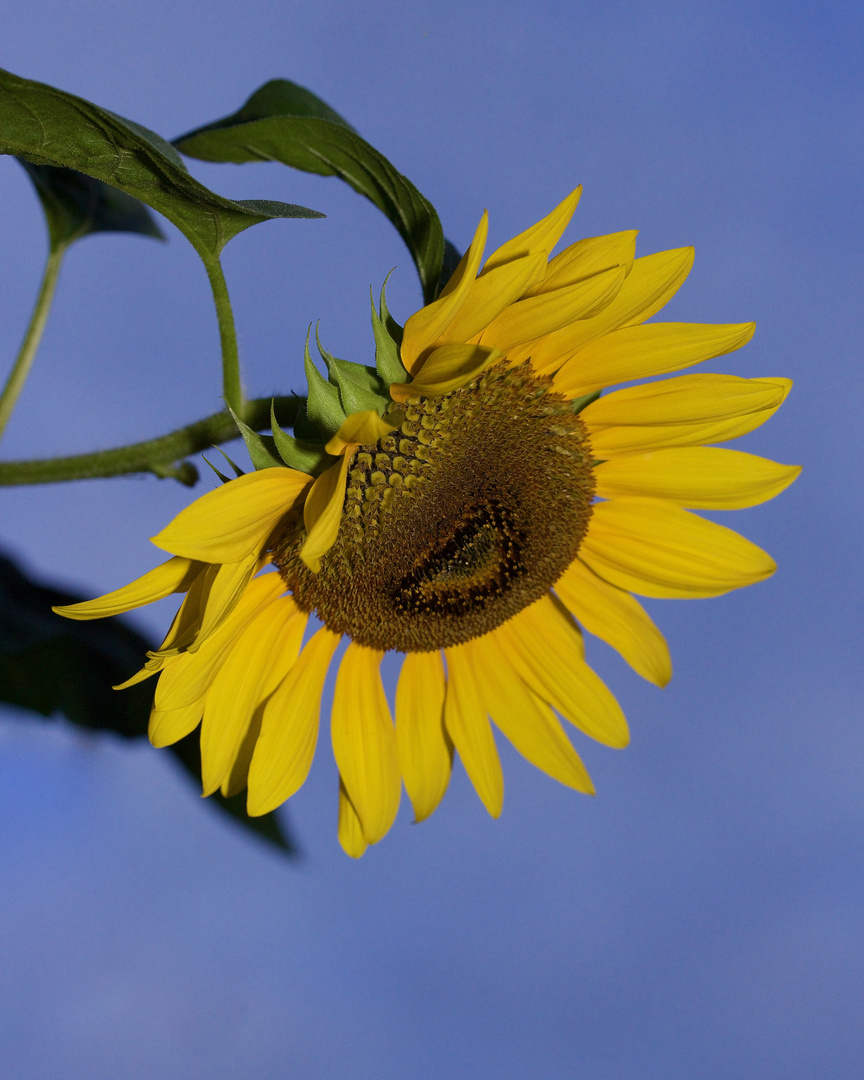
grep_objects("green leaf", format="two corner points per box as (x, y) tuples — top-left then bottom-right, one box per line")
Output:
(0, 550), (296, 855)
(174, 79), (445, 302)
(0, 67), (323, 260)
(17, 160), (164, 250)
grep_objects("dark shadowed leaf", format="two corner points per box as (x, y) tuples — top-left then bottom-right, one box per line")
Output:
(175, 78), (445, 302)
(0, 68), (323, 260)
(17, 160), (164, 250)
(0, 551), (297, 855)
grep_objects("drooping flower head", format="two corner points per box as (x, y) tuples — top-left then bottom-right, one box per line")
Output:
(55, 189), (799, 856)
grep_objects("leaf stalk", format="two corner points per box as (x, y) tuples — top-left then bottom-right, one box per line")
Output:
(0, 243), (66, 444)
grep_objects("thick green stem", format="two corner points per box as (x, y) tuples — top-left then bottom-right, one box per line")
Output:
(0, 395), (302, 486)
(0, 244), (66, 444)
(201, 253), (244, 416)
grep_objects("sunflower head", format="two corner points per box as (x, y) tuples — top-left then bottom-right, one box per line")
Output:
(53, 187), (800, 858)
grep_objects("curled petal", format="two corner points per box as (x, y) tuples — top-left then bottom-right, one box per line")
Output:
(300, 454), (351, 572)
(325, 410), (397, 456)
(391, 344), (501, 402)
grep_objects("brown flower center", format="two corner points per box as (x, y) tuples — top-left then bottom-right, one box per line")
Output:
(272, 364), (595, 651)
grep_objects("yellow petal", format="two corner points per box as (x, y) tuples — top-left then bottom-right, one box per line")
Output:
(299, 454), (351, 572)
(185, 552), (261, 653)
(391, 344), (501, 402)
(200, 595), (308, 796)
(219, 710), (262, 798)
(555, 557), (671, 686)
(148, 697), (204, 749)
(325, 410), (397, 456)
(112, 657), (162, 691)
(527, 247), (695, 375)
(524, 230), (638, 296)
(52, 555), (201, 621)
(554, 321), (756, 397)
(401, 212), (488, 373)
(482, 187), (582, 271)
(582, 374), (791, 428)
(395, 651), (452, 822)
(443, 646), (504, 818)
(338, 779), (368, 859)
(246, 626), (341, 815)
(480, 265), (626, 351)
(330, 643), (401, 845)
(465, 635), (595, 793)
(583, 375), (793, 456)
(581, 497), (776, 598)
(439, 252), (547, 345)
(594, 447), (801, 509)
(152, 468), (311, 563)
(494, 595), (629, 748)
(153, 573), (284, 713)
(146, 563), (218, 658)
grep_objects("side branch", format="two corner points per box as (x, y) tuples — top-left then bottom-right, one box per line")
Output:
(0, 395), (303, 486)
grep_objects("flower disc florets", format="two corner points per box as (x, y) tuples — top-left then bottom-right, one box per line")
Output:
(272, 363), (596, 651)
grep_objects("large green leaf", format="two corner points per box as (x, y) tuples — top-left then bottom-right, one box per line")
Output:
(0, 551), (296, 855)
(17, 160), (164, 249)
(174, 79), (445, 302)
(0, 68), (323, 259)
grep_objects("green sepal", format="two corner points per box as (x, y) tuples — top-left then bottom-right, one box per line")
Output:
(201, 455), (233, 484)
(569, 389), (602, 415)
(304, 329), (348, 437)
(372, 279), (408, 385)
(270, 401), (331, 475)
(316, 331), (389, 417)
(213, 446), (246, 479)
(292, 403), (325, 444)
(226, 404), (284, 470)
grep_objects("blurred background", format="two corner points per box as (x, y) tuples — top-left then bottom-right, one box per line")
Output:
(0, 2), (861, 1076)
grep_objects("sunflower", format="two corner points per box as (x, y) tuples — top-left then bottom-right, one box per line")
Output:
(55, 189), (799, 857)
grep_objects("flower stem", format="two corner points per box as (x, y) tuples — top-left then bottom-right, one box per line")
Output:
(0, 244), (66, 445)
(202, 253), (244, 417)
(0, 395), (303, 486)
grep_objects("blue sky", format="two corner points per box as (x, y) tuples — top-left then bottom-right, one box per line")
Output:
(0, 2), (862, 1077)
